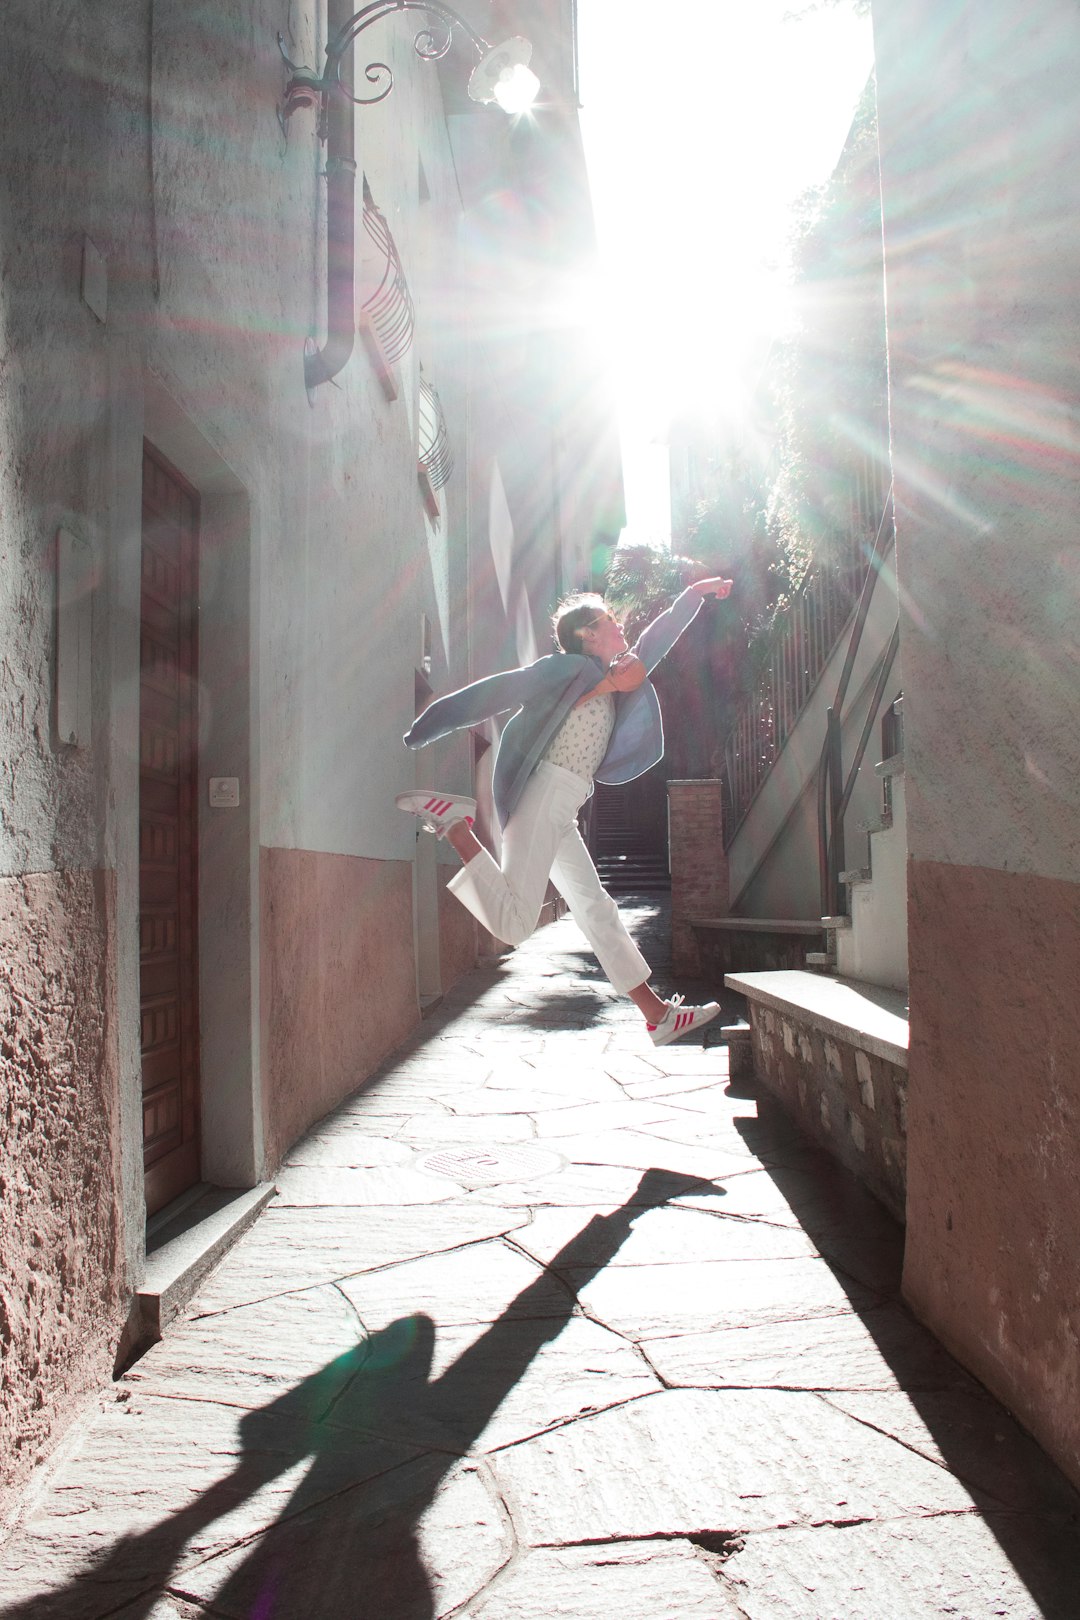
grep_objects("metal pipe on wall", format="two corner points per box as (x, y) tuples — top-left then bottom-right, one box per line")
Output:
(305, 0), (356, 391)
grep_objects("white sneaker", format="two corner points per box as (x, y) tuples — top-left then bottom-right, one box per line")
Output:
(647, 994), (721, 1047)
(396, 789), (477, 837)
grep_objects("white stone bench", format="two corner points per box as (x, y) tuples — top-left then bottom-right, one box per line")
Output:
(724, 970), (908, 1068)
(723, 969), (909, 1221)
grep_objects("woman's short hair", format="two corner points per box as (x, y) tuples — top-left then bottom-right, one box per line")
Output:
(552, 592), (606, 654)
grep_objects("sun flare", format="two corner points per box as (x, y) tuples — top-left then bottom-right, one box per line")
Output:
(577, 0), (874, 545)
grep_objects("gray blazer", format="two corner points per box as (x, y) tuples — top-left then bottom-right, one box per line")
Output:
(404, 588), (705, 827)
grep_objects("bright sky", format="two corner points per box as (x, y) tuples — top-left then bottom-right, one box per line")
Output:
(576, 0), (874, 545)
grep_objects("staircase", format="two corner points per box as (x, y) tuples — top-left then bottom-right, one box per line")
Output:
(808, 696), (907, 991)
(719, 717), (909, 1223)
(589, 781), (670, 893)
(707, 496), (909, 1225)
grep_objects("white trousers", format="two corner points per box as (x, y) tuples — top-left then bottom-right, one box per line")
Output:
(447, 761), (651, 994)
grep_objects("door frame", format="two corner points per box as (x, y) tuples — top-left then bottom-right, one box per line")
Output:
(139, 440), (202, 1215)
(137, 376), (263, 1205)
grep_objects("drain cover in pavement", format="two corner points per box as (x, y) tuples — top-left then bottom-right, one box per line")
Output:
(416, 1144), (564, 1187)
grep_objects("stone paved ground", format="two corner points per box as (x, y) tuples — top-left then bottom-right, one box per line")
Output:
(3, 900), (1080, 1619)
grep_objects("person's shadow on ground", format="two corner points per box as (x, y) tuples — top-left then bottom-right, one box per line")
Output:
(3, 1167), (718, 1620)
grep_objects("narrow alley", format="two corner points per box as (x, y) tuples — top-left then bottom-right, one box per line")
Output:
(2, 903), (1078, 1619)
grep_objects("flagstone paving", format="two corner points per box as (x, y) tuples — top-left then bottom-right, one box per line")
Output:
(2, 900), (1079, 1618)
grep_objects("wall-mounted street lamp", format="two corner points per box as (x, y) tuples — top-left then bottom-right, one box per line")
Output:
(280, 3), (540, 124)
(279, 1), (540, 391)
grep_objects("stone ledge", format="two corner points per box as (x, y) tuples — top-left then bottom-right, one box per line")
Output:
(724, 970), (909, 1069)
(694, 917), (824, 935)
(694, 919), (826, 978)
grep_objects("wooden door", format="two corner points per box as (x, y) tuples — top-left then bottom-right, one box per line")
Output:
(139, 443), (201, 1216)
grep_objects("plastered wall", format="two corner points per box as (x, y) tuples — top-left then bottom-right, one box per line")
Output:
(0, 871), (125, 1500)
(2, 0), (618, 1505)
(2, 4), (140, 1508)
(0, 0), (473, 1499)
(873, 0), (1080, 1485)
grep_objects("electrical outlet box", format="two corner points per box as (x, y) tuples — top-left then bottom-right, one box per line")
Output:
(208, 777), (240, 808)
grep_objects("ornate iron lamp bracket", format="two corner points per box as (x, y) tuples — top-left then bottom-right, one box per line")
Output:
(279, 0), (494, 132)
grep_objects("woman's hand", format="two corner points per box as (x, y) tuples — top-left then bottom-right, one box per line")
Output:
(691, 576), (734, 599)
(573, 652), (647, 707)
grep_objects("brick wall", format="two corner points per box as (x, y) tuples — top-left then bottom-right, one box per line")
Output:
(667, 780), (728, 976)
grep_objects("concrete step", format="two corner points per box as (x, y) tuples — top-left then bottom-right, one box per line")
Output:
(596, 856), (670, 885)
(136, 1182), (277, 1345)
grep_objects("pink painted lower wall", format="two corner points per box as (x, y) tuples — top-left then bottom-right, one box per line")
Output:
(259, 849), (419, 1168)
(903, 858), (1080, 1487)
(438, 869), (478, 990)
(0, 868), (126, 1509)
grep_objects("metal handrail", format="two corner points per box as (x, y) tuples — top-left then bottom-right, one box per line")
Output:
(721, 467), (890, 843)
(825, 490), (895, 734)
(816, 483), (897, 918)
(836, 624), (900, 833)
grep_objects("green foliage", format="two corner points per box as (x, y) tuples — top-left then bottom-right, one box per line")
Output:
(668, 76), (889, 710)
(618, 71), (890, 772)
(767, 79), (889, 582)
(603, 544), (703, 638)
(602, 542), (758, 777)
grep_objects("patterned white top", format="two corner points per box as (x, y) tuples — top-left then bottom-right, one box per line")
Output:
(542, 690), (616, 784)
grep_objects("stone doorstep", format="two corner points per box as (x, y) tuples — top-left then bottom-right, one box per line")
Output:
(724, 969), (909, 1070)
(138, 1182), (277, 1340)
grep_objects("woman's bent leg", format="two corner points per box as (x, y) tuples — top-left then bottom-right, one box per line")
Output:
(447, 764), (581, 947)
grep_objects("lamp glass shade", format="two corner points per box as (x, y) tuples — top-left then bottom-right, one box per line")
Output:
(467, 36), (537, 109)
(492, 64), (540, 114)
